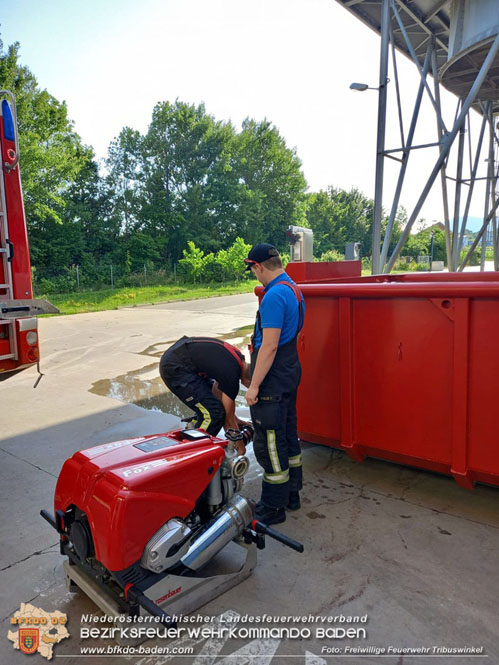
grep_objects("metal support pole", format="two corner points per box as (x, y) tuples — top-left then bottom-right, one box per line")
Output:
(431, 46), (452, 269)
(489, 108), (498, 271)
(372, 0), (390, 275)
(144, 264), (147, 286)
(111, 264), (114, 290)
(391, 0), (448, 135)
(495, 146), (499, 272)
(380, 42), (432, 271)
(459, 194), (499, 270)
(451, 106), (466, 271)
(481, 109), (494, 271)
(76, 264), (80, 289)
(495, 157), (499, 269)
(389, 19), (405, 150)
(458, 108), (488, 257)
(385, 32), (499, 273)
(467, 112), (473, 177)
(480, 213), (489, 271)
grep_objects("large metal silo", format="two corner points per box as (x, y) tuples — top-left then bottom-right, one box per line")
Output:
(442, 0), (499, 100)
(336, 0), (499, 273)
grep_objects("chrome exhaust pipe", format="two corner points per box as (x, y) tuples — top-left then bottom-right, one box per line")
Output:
(180, 495), (254, 571)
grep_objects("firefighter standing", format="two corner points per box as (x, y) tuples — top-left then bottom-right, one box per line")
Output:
(160, 336), (251, 454)
(244, 243), (305, 525)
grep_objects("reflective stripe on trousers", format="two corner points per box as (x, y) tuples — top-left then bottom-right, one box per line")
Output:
(263, 469), (290, 485)
(195, 402), (211, 431)
(267, 429), (281, 473)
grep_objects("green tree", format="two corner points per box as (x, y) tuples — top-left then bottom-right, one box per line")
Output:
(233, 119), (307, 248)
(140, 101), (237, 261)
(431, 228), (447, 262)
(106, 127), (143, 236)
(0, 39), (89, 237)
(306, 187), (403, 261)
(30, 149), (121, 286)
(306, 187), (379, 257)
(404, 231), (430, 258)
(305, 190), (347, 256)
(125, 233), (162, 273)
(107, 104), (307, 267)
(63, 156), (118, 257)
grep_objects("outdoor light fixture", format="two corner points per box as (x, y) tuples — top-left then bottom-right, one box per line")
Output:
(349, 81), (388, 91)
(350, 82), (369, 91)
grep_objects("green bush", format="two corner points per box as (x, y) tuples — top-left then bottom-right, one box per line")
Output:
(38, 271), (77, 294)
(460, 246), (481, 266)
(215, 237), (252, 282)
(33, 238), (262, 293)
(203, 258), (228, 283)
(180, 238), (254, 284)
(390, 258), (431, 272)
(39, 278), (56, 294)
(115, 268), (172, 288)
(179, 242), (215, 284)
(320, 249), (345, 262)
(392, 258), (411, 272)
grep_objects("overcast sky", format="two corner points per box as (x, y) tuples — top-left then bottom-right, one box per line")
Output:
(2, 0), (489, 226)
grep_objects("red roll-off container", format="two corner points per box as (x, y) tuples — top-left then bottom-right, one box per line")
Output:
(284, 264), (499, 489)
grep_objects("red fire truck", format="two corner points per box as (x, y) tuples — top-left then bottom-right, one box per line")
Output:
(0, 91), (57, 377)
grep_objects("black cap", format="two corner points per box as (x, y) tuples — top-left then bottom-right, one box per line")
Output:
(244, 243), (280, 270)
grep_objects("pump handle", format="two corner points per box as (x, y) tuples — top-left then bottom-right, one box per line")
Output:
(251, 520), (304, 553)
(126, 587), (177, 626)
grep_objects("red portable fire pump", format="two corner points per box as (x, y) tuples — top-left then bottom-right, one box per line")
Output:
(0, 91), (57, 377)
(41, 425), (303, 628)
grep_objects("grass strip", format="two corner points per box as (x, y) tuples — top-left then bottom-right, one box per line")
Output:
(40, 281), (257, 316)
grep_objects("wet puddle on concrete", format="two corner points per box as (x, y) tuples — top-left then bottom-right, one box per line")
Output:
(90, 363), (193, 417)
(89, 326), (253, 416)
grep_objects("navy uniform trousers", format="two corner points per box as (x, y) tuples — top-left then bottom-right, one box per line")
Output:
(250, 337), (303, 508)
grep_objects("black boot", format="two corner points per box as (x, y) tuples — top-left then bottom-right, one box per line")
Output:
(254, 501), (286, 525)
(287, 491), (301, 511)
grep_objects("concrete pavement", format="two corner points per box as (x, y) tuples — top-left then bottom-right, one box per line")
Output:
(1, 292), (498, 665)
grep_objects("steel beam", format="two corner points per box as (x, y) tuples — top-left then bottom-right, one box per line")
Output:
(393, 0), (448, 52)
(383, 142), (442, 154)
(481, 105), (493, 271)
(385, 32), (499, 272)
(380, 43), (433, 271)
(431, 46), (452, 269)
(451, 108), (465, 271)
(423, 0), (449, 24)
(490, 110), (498, 271)
(457, 109), (488, 258)
(389, 19), (405, 150)
(458, 194), (499, 271)
(372, 0), (390, 275)
(486, 106), (498, 271)
(391, 0), (448, 133)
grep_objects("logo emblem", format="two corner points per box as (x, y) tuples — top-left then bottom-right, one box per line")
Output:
(19, 628), (39, 654)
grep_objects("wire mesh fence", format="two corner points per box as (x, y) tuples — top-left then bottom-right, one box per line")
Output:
(32, 264), (182, 296)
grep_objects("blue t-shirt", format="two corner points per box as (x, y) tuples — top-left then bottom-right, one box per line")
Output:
(253, 273), (305, 349)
